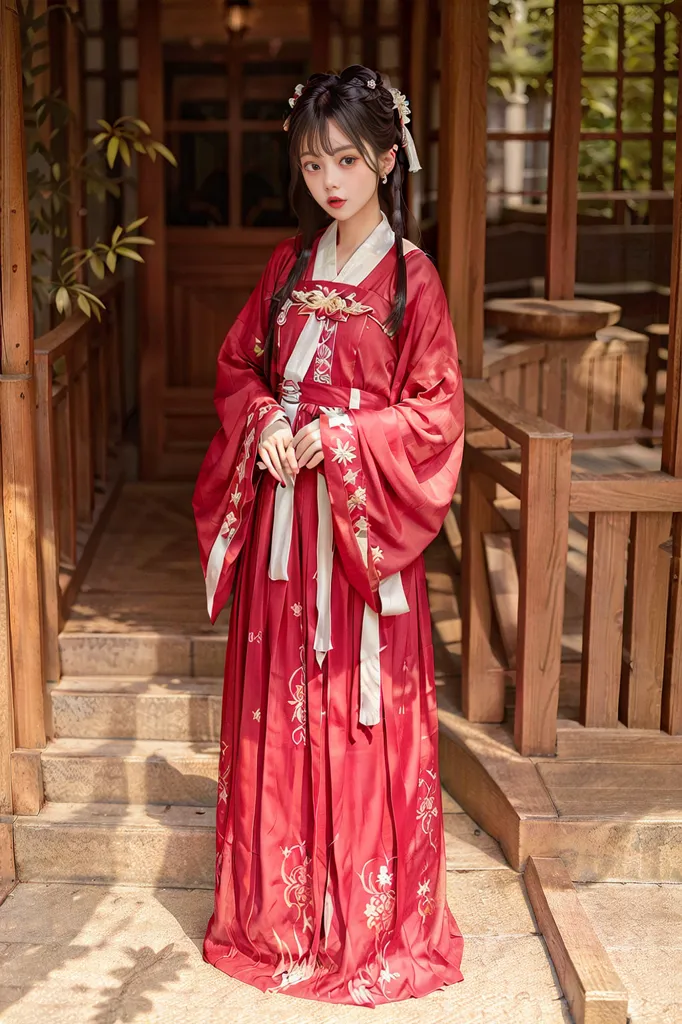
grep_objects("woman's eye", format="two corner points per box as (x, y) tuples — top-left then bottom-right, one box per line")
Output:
(341, 156), (357, 166)
(302, 162), (320, 172)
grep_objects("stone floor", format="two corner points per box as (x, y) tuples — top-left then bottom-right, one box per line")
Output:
(3, 876), (682, 1023)
(0, 871), (572, 1024)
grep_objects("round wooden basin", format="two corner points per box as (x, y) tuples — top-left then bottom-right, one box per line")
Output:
(484, 298), (622, 339)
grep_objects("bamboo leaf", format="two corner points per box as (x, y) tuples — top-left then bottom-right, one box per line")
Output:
(115, 246), (145, 263)
(111, 225), (123, 245)
(118, 138), (131, 167)
(122, 235), (154, 245)
(77, 293), (92, 317)
(55, 286), (70, 316)
(125, 216), (148, 232)
(106, 136), (119, 169)
(96, 119), (112, 131)
(52, 163), (61, 181)
(89, 253), (106, 279)
(151, 141), (178, 167)
(105, 250), (117, 273)
(93, 132), (109, 146)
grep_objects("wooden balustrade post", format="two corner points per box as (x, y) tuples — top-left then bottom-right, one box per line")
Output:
(662, 65), (682, 735)
(514, 435), (572, 755)
(460, 450), (507, 722)
(0, 1), (47, 767)
(35, 352), (62, 685)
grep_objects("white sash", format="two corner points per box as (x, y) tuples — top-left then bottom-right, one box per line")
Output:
(267, 212), (410, 726)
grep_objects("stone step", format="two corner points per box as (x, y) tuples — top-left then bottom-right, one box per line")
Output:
(50, 676), (223, 742)
(13, 802), (215, 888)
(41, 738), (219, 806)
(58, 631), (227, 679)
(14, 798), (508, 888)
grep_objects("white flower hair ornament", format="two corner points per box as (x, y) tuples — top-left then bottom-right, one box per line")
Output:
(282, 82), (305, 131)
(389, 87), (422, 173)
(282, 79), (422, 174)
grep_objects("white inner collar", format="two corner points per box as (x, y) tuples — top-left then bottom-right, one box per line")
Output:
(313, 210), (395, 285)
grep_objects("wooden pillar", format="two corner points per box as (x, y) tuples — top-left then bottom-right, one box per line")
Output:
(545, 0), (583, 300)
(661, 65), (682, 734)
(310, 0), (330, 72)
(437, 0), (488, 378)
(65, 0), (85, 255)
(362, 0), (378, 72)
(0, 1), (47, 753)
(406, 0), (427, 225)
(137, 0), (166, 480)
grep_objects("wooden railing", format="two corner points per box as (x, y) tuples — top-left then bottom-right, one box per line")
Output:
(460, 378), (682, 757)
(35, 279), (126, 683)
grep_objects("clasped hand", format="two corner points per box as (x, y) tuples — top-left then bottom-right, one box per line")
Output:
(257, 418), (323, 485)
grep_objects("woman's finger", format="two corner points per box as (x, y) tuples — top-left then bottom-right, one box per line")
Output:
(295, 431), (321, 462)
(258, 445), (283, 484)
(283, 441), (298, 476)
(291, 421), (314, 447)
(274, 433), (296, 476)
(298, 440), (323, 468)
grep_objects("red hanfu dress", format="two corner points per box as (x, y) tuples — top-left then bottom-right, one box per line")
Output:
(192, 211), (466, 1006)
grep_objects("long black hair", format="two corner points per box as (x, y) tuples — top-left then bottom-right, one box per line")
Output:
(263, 65), (411, 383)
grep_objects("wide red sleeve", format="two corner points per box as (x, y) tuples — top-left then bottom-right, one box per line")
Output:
(319, 254), (465, 612)
(192, 236), (296, 622)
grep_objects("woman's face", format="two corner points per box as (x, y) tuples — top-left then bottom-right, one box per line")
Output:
(299, 119), (397, 223)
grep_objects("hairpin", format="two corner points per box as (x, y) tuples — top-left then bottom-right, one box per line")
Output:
(283, 82), (305, 131)
(389, 88), (421, 173)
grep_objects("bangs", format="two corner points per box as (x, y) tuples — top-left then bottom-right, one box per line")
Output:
(289, 99), (377, 171)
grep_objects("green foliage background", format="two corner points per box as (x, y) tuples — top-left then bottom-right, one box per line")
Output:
(488, 0), (679, 219)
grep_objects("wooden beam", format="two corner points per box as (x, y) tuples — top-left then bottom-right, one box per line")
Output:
(0, 0), (47, 751)
(546, 0), (583, 300)
(569, 471), (682, 513)
(524, 857), (628, 1024)
(467, 446), (523, 499)
(137, 0), (167, 479)
(437, 0), (488, 376)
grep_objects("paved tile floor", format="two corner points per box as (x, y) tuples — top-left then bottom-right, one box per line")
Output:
(0, 875), (572, 1024)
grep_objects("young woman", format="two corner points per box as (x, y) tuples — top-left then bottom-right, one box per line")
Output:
(192, 65), (465, 1006)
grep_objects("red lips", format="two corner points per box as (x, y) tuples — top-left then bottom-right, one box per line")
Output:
(327, 197), (346, 208)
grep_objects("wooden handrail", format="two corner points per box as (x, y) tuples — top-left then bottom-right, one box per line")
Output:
(464, 378), (572, 445)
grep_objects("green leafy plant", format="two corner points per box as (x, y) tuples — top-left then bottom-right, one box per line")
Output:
(20, 0), (177, 320)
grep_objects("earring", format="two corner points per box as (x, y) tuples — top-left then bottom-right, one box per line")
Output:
(381, 173), (388, 184)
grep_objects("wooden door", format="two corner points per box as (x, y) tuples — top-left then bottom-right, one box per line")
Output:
(139, 36), (307, 480)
